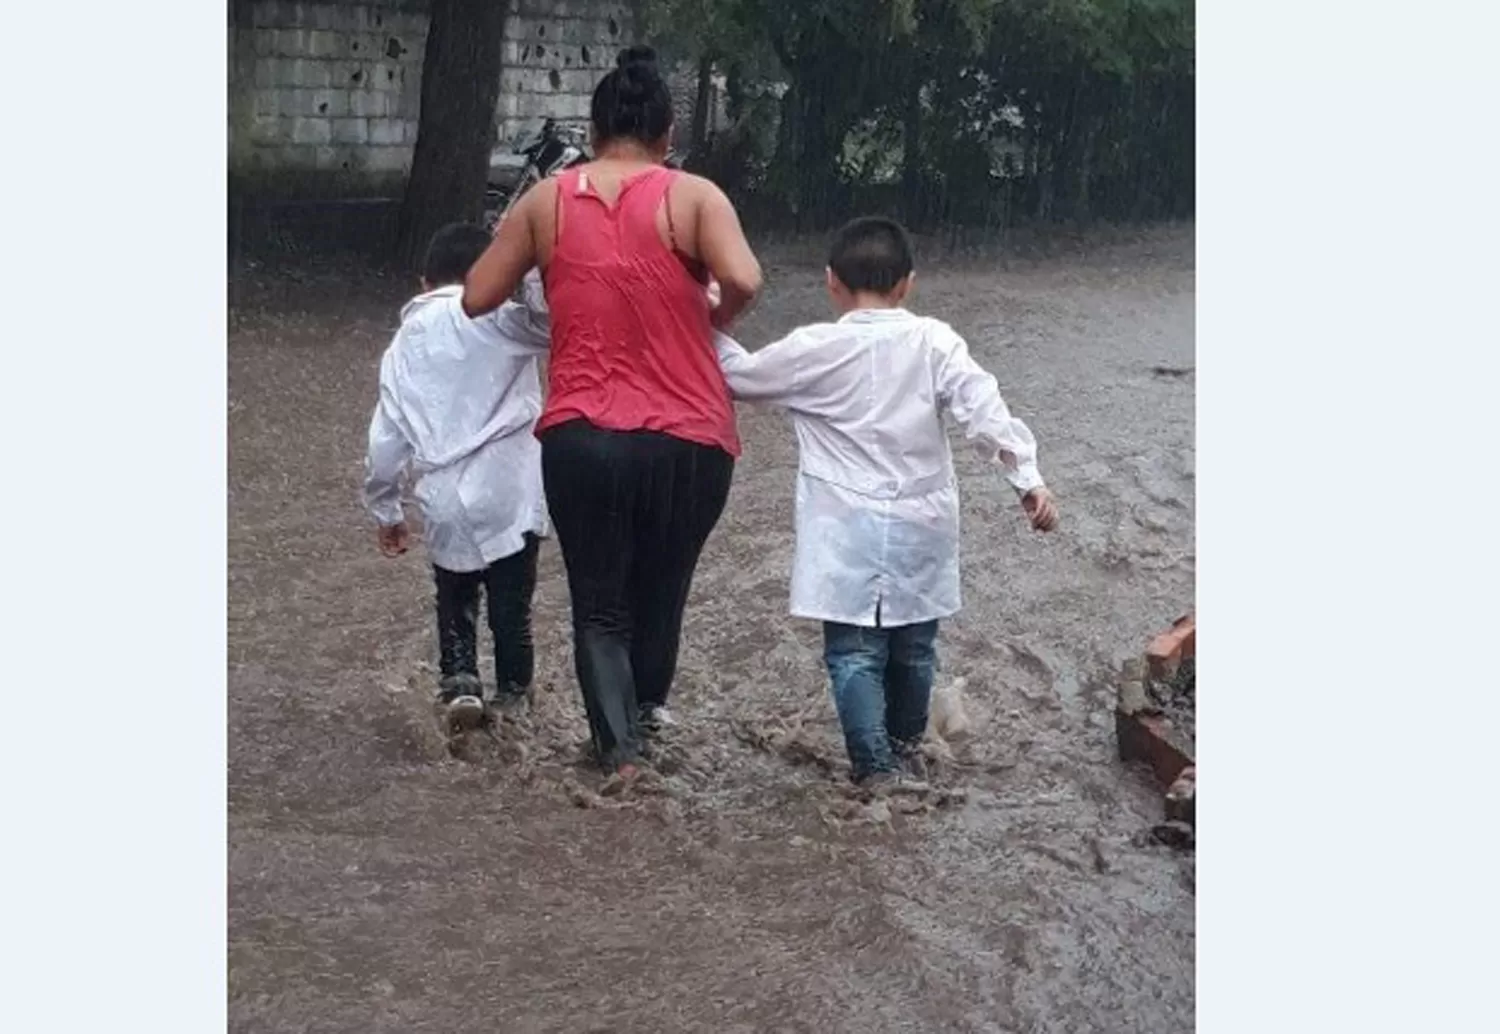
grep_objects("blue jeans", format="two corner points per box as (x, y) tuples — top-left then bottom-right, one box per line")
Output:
(823, 620), (939, 782)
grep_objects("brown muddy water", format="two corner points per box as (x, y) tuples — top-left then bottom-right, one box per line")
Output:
(228, 226), (1196, 1033)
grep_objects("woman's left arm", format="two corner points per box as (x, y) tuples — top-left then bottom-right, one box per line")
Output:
(462, 185), (544, 318)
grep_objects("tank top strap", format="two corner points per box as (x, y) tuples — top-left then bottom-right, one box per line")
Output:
(616, 167), (678, 253)
(552, 167), (592, 249)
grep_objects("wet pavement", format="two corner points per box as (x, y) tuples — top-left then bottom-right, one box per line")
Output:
(229, 224), (1196, 1032)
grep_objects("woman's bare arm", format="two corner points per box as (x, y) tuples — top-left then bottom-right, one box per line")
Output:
(691, 178), (762, 328)
(461, 186), (544, 318)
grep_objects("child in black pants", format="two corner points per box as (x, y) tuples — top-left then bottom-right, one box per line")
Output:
(363, 224), (552, 729)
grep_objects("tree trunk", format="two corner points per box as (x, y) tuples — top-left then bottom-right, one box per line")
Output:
(901, 72), (924, 226)
(394, 0), (506, 270)
(1074, 116), (1098, 224)
(689, 53), (714, 164)
(724, 61), (745, 123)
(792, 48), (846, 228)
(771, 82), (801, 212)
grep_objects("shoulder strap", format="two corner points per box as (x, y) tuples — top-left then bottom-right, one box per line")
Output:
(619, 167), (678, 251)
(662, 171), (681, 251)
(551, 168), (582, 248)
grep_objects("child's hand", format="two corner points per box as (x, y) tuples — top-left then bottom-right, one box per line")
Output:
(1022, 488), (1059, 532)
(705, 278), (722, 311)
(377, 522), (410, 557)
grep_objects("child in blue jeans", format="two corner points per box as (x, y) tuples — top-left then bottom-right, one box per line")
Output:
(714, 217), (1059, 788)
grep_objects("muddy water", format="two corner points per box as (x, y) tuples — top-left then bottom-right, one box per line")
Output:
(229, 226), (1195, 1032)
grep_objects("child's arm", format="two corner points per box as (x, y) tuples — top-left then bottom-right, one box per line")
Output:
(481, 299), (550, 355)
(932, 324), (1047, 497)
(363, 349), (414, 549)
(469, 270), (550, 355)
(713, 329), (823, 411)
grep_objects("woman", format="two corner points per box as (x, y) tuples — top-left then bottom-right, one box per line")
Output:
(463, 45), (763, 780)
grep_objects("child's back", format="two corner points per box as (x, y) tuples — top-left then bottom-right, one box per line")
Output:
(368, 282), (548, 569)
(718, 305), (1043, 627)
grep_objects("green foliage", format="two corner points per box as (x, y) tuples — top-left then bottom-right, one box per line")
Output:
(637, 0), (1194, 228)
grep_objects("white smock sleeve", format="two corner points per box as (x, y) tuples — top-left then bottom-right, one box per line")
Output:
(483, 299), (551, 355)
(714, 329), (826, 410)
(363, 349), (413, 527)
(932, 326), (1045, 495)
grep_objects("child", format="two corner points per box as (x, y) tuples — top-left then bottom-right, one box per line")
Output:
(363, 224), (552, 731)
(714, 216), (1059, 788)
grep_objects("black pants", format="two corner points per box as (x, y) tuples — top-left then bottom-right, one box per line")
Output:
(540, 420), (734, 768)
(433, 534), (540, 696)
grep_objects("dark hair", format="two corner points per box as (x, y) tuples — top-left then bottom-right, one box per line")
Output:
(828, 216), (915, 295)
(590, 44), (673, 146)
(423, 223), (492, 286)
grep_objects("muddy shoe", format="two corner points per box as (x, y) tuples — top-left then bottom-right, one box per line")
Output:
(446, 695), (485, 733)
(486, 686), (531, 722)
(599, 763), (641, 798)
(890, 775), (932, 797)
(895, 746), (929, 782)
(438, 674), (485, 733)
(856, 770), (899, 798)
(438, 673), (482, 702)
(861, 770), (930, 799)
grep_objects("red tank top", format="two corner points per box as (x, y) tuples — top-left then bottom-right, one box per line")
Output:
(537, 166), (740, 456)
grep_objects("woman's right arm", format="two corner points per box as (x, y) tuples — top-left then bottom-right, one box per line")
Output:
(462, 186), (544, 318)
(692, 178), (762, 328)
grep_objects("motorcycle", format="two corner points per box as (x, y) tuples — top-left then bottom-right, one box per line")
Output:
(483, 119), (688, 230)
(484, 119), (590, 230)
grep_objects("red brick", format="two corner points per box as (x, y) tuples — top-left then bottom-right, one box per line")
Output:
(1115, 710), (1193, 789)
(1146, 613), (1196, 680)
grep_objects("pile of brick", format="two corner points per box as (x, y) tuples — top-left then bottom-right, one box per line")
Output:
(1116, 614), (1195, 846)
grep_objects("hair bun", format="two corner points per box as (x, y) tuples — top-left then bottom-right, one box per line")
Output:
(616, 44), (658, 71)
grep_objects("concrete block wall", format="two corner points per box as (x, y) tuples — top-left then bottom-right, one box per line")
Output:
(229, 0), (635, 198)
(231, 0), (429, 195)
(495, 0), (632, 145)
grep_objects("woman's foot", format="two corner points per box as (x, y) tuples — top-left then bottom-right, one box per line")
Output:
(638, 704), (679, 736)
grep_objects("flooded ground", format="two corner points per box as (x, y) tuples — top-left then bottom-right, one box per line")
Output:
(228, 224), (1196, 1032)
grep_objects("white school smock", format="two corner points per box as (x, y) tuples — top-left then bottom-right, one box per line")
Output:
(363, 284), (552, 573)
(714, 308), (1045, 627)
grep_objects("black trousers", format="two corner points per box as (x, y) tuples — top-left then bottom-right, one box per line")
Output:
(540, 420), (734, 768)
(433, 533), (540, 695)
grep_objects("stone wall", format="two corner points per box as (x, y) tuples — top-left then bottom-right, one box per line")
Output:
(496, 0), (632, 146)
(229, 0), (634, 199)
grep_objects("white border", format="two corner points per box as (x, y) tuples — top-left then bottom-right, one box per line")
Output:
(4, 1), (1500, 1031)
(1201, 1), (1500, 1029)
(1, 1), (227, 1030)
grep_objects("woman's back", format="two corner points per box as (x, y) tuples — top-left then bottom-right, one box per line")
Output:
(459, 43), (761, 779)
(536, 162), (739, 456)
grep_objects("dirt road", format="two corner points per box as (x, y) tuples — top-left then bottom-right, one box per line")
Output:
(229, 225), (1196, 1033)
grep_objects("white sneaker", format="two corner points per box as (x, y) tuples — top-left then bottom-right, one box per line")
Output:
(639, 705), (680, 733)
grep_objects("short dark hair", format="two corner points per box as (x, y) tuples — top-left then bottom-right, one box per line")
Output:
(423, 223), (492, 286)
(828, 216), (915, 295)
(590, 45), (673, 147)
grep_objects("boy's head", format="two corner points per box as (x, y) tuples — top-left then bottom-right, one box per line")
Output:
(826, 216), (915, 311)
(422, 223), (493, 290)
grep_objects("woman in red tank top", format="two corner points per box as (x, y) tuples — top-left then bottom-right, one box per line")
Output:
(462, 45), (763, 783)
